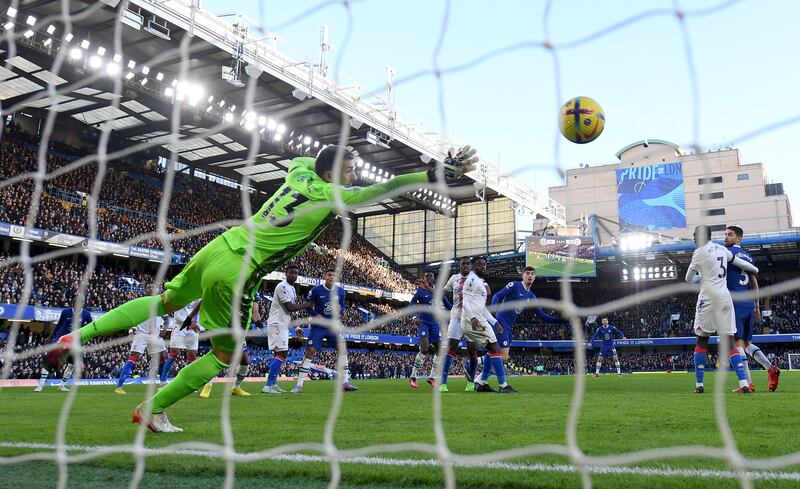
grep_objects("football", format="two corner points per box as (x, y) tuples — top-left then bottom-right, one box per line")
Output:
(558, 96), (605, 144)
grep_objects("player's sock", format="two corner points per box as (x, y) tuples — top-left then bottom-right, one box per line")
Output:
(481, 353), (492, 379)
(149, 352), (227, 413)
(614, 362), (621, 375)
(266, 355), (285, 387)
(737, 347), (752, 384)
(161, 353), (177, 383)
(693, 347), (707, 387)
(60, 364), (74, 384)
(729, 349), (748, 387)
(441, 351), (454, 385)
(431, 353), (440, 375)
(467, 356), (478, 383)
(746, 344), (773, 370)
(341, 352), (351, 383)
(234, 364), (248, 388)
(490, 354), (507, 388)
(79, 295), (165, 345)
(117, 358), (136, 388)
(38, 368), (49, 387)
(411, 351), (425, 379)
(479, 354), (494, 383)
(296, 358), (313, 387)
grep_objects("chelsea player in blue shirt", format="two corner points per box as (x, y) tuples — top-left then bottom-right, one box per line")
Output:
(409, 271), (452, 389)
(590, 317), (626, 376)
(34, 306), (93, 392)
(292, 269), (358, 393)
(483, 266), (563, 377)
(725, 225), (780, 392)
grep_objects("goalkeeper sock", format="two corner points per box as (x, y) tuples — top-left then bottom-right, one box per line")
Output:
(411, 351), (425, 378)
(80, 296), (165, 345)
(60, 364), (74, 384)
(441, 351), (454, 385)
(480, 353), (494, 382)
(694, 347), (707, 387)
(38, 368), (49, 387)
(737, 347), (752, 384)
(117, 359), (135, 388)
(746, 344), (773, 370)
(161, 353), (176, 383)
(149, 352), (227, 413)
(296, 358), (313, 387)
(234, 364), (248, 388)
(266, 355), (284, 387)
(490, 354), (507, 387)
(729, 349), (748, 387)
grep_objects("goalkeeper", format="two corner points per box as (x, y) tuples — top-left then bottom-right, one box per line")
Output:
(58, 144), (476, 432)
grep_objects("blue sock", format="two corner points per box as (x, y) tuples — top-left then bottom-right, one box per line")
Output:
(694, 347), (707, 385)
(441, 352), (454, 384)
(490, 355), (506, 386)
(117, 360), (135, 388)
(480, 353), (493, 382)
(467, 357), (478, 382)
(728, 349), (747, 383)
(266, 355), (285, 387)
(160, 356), (176, 383)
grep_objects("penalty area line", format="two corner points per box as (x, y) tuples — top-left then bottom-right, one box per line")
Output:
(0, 441), (798, 481)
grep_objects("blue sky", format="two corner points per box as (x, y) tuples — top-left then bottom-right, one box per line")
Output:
(204, 0), (799, 215)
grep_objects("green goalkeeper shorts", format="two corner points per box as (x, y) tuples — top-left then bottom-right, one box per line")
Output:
(165, 235), (260, 353)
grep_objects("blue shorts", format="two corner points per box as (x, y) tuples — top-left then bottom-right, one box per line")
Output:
(417, 322), (441, 344)
(493, 320), (512, 348)
(598, 346), (617, 358)
(307, 326), (340, 348)
(734, 309), (755, 342)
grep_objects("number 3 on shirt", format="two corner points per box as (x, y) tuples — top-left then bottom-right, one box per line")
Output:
(261, 187), (309, 227)
(716, 256), (727, 279)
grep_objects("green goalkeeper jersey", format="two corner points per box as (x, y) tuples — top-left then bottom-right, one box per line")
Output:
(221, 157), (429, 273)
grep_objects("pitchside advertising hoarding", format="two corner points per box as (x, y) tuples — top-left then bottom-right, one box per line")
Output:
(616, 162), (686, 232)
(525, 236), (596, 278)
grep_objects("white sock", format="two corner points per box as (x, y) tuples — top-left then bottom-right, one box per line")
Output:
(737, 347), (752, 384)
(38, 368), (49, 387)
(61, 364), (75, 383)
(595, 363), (601, 374)
(614, 362), (621, 374)
(696, 382), (704, 388)
(411, 351), (425, 379)
(746, 344), (772, 371)
(341, 352), (351, 383)
(431, 354), (440, 375)
(297, 358), (313, 387)
(234, 364), (248, 388)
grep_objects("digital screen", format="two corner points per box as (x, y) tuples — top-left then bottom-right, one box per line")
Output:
(617, 162), (686, 232)
(525, 236), (596, 278)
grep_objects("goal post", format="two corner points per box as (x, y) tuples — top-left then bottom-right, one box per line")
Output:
(788, 353), (800, 370)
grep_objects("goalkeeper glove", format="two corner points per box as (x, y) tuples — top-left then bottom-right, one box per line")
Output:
(427, 145), (478, 182)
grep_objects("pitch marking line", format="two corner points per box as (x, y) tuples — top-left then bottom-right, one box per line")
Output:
(1, 442), (799, 481)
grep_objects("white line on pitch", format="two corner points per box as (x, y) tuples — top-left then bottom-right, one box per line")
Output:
(2, 441), (799, 481)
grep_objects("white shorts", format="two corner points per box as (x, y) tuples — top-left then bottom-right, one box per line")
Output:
(130, 332), (167, 355)
(461, 316), (497, 346)
(446, 315), (463, 340)
(694, 299), (735, 337)
(169, 329), (199, 351)
(267, 322), (289, 351)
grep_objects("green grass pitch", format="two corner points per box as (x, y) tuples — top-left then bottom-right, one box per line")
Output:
(1, 371), (799, 488)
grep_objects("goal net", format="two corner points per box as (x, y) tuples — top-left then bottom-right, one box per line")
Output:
(1, 1), (799, 488)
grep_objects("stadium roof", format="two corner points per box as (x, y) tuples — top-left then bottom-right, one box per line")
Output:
(0, 0), (565, 223)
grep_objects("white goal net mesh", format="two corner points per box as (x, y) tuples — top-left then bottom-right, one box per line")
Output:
(1, 1), (799, 488)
